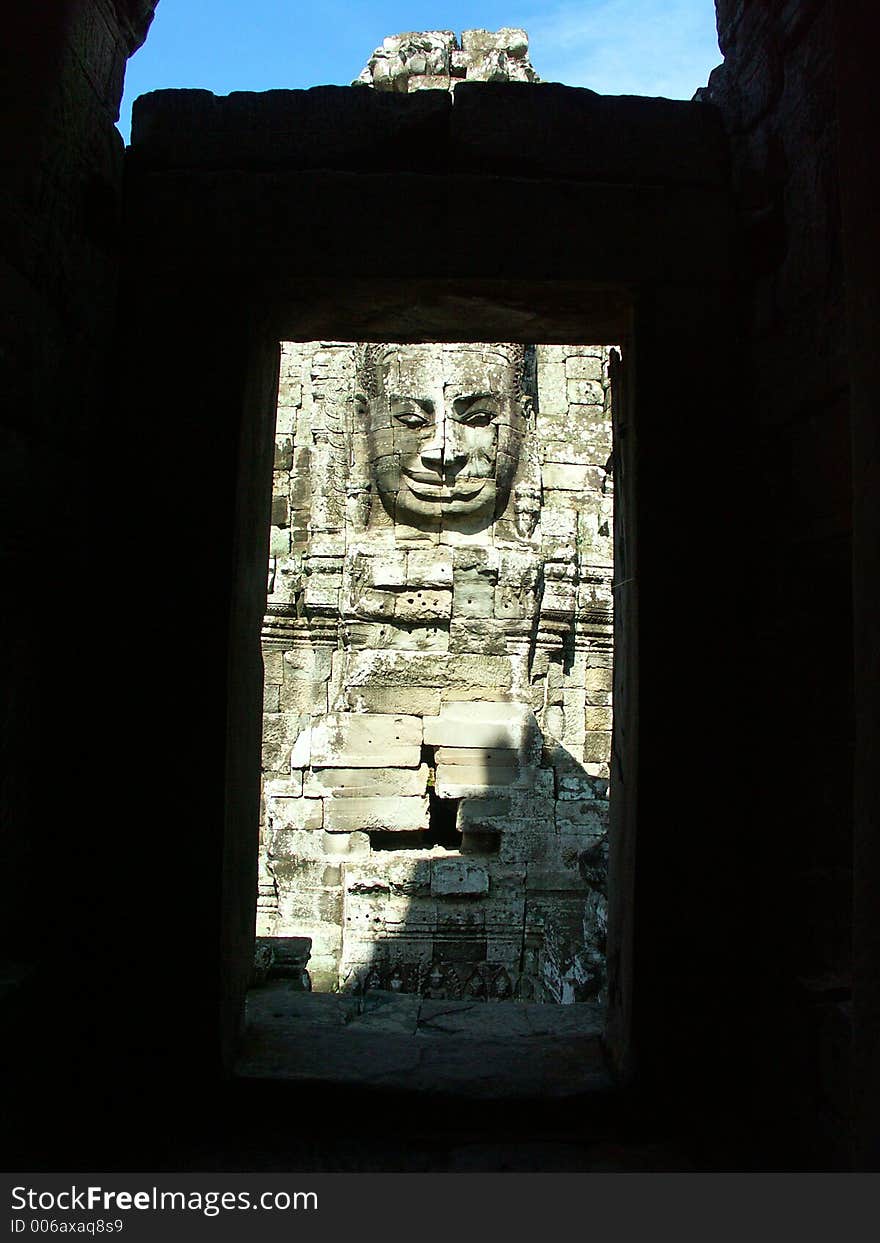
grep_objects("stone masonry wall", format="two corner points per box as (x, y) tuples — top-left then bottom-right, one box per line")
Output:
(257, 341), (614, 1003)
(699, 0), (852, 1163)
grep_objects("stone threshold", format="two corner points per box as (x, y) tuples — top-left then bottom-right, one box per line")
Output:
(236, 983), (611, 1098)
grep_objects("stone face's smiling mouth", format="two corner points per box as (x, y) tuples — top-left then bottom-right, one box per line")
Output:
(401, 471), (487, 501)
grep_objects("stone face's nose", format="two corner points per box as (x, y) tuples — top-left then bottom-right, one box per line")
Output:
(421, 414), (466, 474)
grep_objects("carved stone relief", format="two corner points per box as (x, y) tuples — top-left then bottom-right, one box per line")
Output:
(259, 339), (614, 1004)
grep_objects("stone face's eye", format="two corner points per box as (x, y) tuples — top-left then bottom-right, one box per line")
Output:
(393, 410), (429, 429)
(458, 409), (495, 427)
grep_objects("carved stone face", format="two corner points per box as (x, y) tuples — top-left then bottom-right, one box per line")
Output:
(360, 344), (527, 529)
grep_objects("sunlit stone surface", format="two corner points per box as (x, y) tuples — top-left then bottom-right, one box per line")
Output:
(259, 334), (614, 1004)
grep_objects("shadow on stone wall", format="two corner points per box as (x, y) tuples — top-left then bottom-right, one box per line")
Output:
(255, 724), (609, 1008)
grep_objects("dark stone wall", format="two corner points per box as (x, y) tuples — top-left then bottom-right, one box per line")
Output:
(0, 0), (158, 1159)
(701, 0), (853, 1166)
(118, 83), (738, 1127)
(834, 0), (880, 1173)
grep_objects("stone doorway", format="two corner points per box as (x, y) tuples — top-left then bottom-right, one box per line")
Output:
(252, 338), (617, 1024)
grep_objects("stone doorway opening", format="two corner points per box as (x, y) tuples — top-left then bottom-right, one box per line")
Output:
(249, 336), (616, 1052)
(240, 333), (621, 1092)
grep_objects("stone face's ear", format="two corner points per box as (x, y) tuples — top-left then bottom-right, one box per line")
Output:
(352, 391), (369, 433)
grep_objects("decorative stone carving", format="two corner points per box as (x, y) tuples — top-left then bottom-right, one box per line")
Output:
(353, 28), (541, 92)
(355, 343), (531, 532)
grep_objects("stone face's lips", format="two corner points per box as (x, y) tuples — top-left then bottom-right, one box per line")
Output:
(402, 472), (487, 501)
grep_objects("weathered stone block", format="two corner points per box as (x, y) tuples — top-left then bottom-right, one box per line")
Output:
(264, 773), (304, 799)
(585, 706), (613, 731)
(288, 719), (312, 769)
(263, 650), (284, 684)
(269, 526), (290, 557)
(394, 587), (452, 621)
(279, 678), (329, 713)
(556, 770), (609, 801)
(584, 666), (614, 692)
(423, 701), (540, 751)
(345, 686), (441, 716)
(268, 795), (323, 831)
(321, 830), (370, 858)
(452, 570), (496, 618)
(344, 620), (449, 651)
(583, 731), (612, 763)
(310, 713), (423, 767)
(407, 546), (453, 587)
(526, 864), (584, 892)
(555, 799), (609, 836)
(263, 825), (324, 862)
(324, 796), (429, 833)
(263, 713), (307, 772)
(303, 576), (342, 610)
(461, 27), (527, 55)
(431, 859), (489, 897)
(565, 355), (604, 381)
(285, 646), (333, 686)
(274, 435), (294, 470)
(344, 651), (512, 692)
(435, 763), (518, 797)
(386, 858), (433, 896)
(448, 618), (510, 654)
(271, 494), (290, 528)
(541, 463), (606, 492)
(304, 764), (429, 798)
(356, 549), (407, 588)
(457, 797), (512, 829)
(567, 378), (605, 405)
(536, 361), (568, 415)
(435, 746), (515, 765)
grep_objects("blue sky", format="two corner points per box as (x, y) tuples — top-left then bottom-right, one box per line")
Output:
(119, 1), (722, 142)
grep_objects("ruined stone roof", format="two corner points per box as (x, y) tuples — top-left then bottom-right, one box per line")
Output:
(353, 28), (541, 92)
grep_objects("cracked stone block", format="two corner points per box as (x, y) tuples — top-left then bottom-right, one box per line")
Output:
(310, 713), (423, 768)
